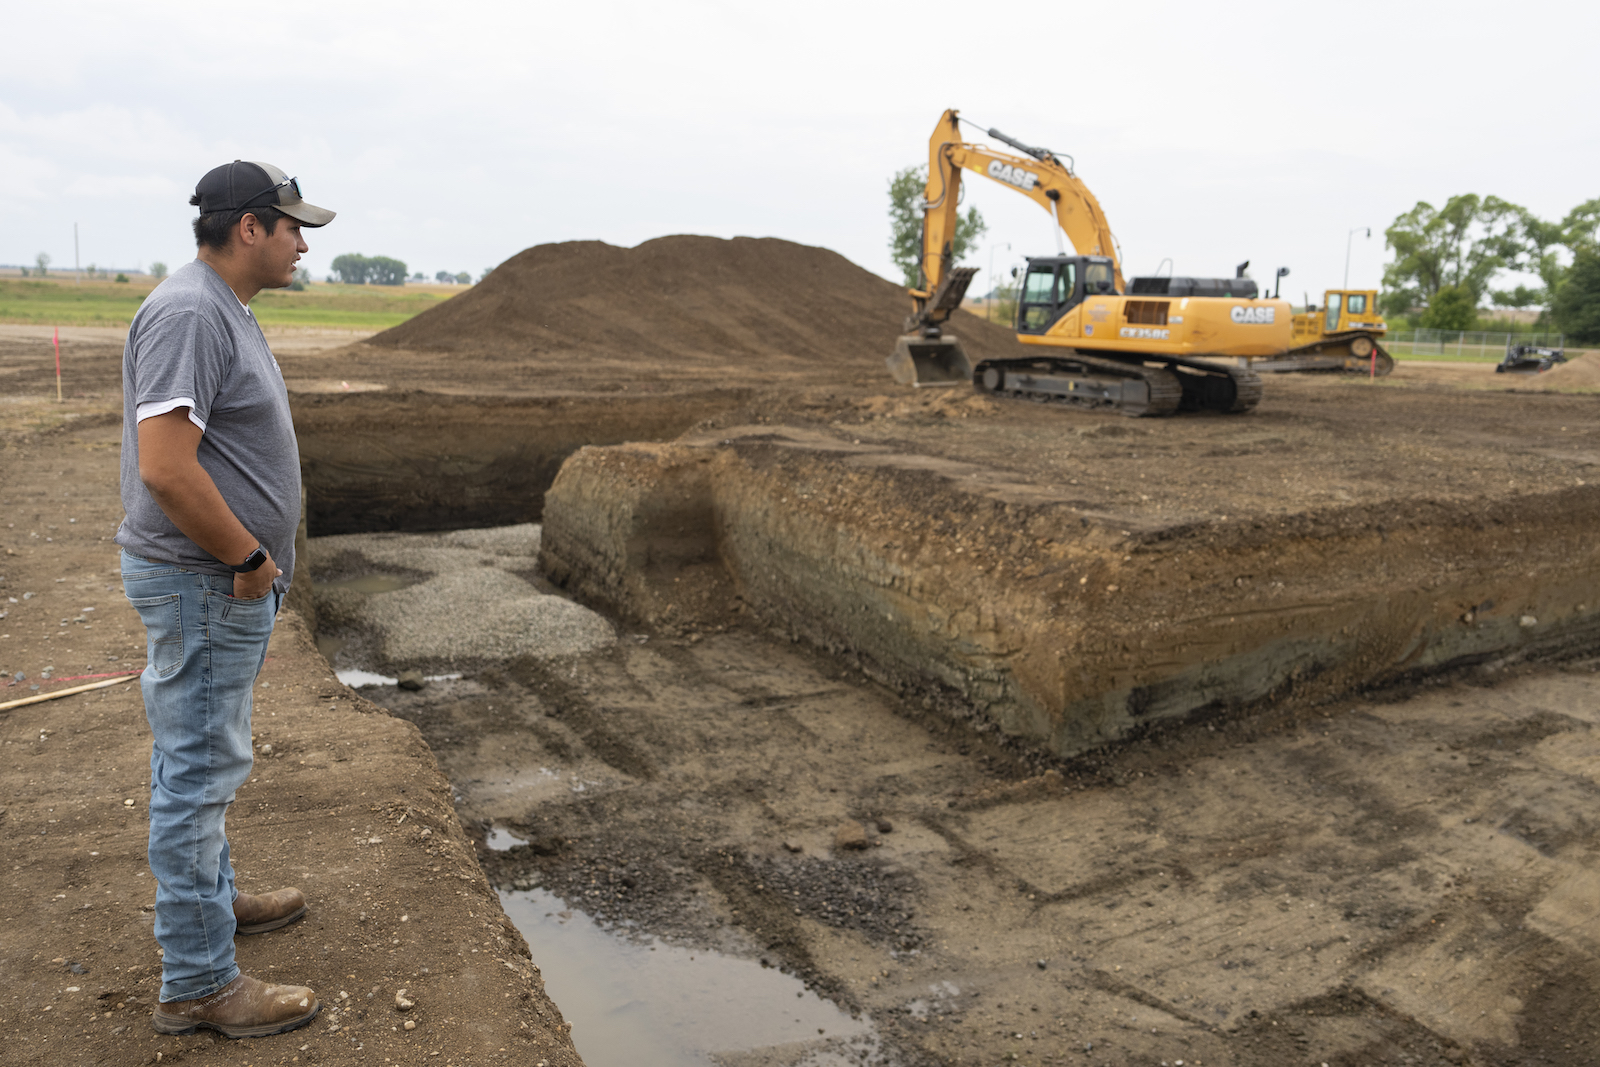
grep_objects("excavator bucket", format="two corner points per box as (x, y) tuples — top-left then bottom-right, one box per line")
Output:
(886, 335), (973, 387)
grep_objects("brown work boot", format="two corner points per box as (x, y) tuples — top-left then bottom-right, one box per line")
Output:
(233, 887), (308, 934)
(152, 974), (320, 1037)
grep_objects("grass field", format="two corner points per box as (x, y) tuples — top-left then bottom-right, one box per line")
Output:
(0, 277), (463, 331)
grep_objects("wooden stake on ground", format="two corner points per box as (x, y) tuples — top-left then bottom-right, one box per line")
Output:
(0, 673), (140, 712)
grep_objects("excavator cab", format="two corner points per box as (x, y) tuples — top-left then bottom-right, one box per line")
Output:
(1017, 256), (1115, 334)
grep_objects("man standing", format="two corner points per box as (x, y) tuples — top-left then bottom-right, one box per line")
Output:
(117, 161), (334, 1038)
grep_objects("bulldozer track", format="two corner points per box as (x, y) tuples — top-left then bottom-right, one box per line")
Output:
(1256, 339), (1395, 377)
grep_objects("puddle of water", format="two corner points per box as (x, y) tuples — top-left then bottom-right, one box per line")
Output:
(321, 573), (420, 594)
(336, 668), (397, 688)
(334, 668), (465, 689)
(486, 826), (528, 851)
(500, 888), (871, 1067)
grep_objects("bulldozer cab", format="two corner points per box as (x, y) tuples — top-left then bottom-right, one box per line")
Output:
(1018, 256), (1115, 334)
(1320, 290), (1382, 335)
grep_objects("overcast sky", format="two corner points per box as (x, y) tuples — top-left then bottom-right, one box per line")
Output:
(4, 0), (1595, 302)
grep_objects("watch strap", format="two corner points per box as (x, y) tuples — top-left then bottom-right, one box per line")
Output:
(230, 545), (269, 574)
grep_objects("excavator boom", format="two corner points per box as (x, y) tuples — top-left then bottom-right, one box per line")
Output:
(919, 109), (1123, 298)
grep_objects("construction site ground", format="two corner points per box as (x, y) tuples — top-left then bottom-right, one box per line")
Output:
(2, 251), (1598, 1067)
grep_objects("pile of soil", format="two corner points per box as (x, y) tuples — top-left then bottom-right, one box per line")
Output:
(367, 235), (1029, 371)
(1521, 349), (1600, 390)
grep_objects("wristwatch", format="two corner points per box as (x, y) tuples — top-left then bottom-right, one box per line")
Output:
(229, 545), (270, 574)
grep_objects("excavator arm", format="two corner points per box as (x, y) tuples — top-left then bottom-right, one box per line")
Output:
(915, 108), (1124, 317)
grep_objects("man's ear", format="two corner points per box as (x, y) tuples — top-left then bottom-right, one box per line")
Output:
(237, 213), (262, 247)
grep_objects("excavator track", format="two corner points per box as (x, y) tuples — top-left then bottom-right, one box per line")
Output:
(1164, 356), (1263, 414)
(971, 351), (1263, 417)
(971, 354), (1183, 417)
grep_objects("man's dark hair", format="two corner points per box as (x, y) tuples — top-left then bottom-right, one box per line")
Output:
(189, 195), (286, 251)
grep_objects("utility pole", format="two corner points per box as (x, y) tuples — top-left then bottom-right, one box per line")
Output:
(1344, 227), (1370, 289)
(986, 242), (1010, 322)
(74, 223), (81, 285)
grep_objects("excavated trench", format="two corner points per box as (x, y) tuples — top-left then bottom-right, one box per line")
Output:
(296, 389), (1600, 759)
(293, 389), (751, 534)
(287, 382), (1600, 1067)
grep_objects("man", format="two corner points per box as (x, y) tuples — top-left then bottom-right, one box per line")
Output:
(117, 161), (335, 1038)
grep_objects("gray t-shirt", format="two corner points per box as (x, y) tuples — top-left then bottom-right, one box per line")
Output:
(115, 259), (300, 592)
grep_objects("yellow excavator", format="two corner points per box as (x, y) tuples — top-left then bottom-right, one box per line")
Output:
(887, 109), (1293, 415)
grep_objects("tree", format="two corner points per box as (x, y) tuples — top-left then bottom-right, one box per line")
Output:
(330, 253), (368, 284)
(35, 252), (50, 276)
(149, 261), (168, 280)
(329, 253), (406, 285)
(1490, 283), (1541, 309)
(365, 256), (407, 286)
(1381, 194), (1520, 315)
(888, 165), (986, 289)
(1551, 247), (1600, 344)
(435, 270), (453, 283)
(454, 271), (471, 285)
(1418, 284), (1477, 331)
(1494, 198), (1600, 309)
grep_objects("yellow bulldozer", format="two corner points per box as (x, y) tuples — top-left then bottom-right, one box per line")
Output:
(887, 110), (1384, 413)
(1248, 289), (1394, 376)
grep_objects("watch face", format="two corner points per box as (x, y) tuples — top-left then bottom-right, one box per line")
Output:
(235, 547), (268, 572)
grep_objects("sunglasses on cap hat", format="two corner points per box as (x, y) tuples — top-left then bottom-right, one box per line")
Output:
(193, 160), (336, 228)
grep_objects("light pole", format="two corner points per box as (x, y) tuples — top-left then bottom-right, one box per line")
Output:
(1344, 227), (1370, 289)
(986, 241), (1010, 322)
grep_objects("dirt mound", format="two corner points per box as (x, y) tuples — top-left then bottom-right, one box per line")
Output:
(1518, 349), (1600, 390)
(368, 235), (1029, 370)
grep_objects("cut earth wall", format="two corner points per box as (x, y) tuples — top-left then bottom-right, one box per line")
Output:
(541, 426), (1600, 758)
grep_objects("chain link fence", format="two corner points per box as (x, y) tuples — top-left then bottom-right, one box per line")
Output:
(1385, 329), (1567, 360)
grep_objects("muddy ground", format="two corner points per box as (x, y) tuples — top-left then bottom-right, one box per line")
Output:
(3, 323), (1600, 1067)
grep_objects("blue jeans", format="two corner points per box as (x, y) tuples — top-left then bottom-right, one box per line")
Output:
(121, 550), (282, 1003)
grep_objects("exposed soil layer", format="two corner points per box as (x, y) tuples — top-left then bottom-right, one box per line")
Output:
(540, 389), (1600, 757)
(292, 391), (752, 534)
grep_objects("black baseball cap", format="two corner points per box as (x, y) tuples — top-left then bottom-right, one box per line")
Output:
(191, 160), (336, 227)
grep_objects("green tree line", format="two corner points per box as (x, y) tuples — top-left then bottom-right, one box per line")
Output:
(329, 253), (408, 286)
(1383, 195), (1600, 340)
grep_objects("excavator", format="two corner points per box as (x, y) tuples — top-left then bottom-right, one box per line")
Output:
(887, 109), (1292, 415)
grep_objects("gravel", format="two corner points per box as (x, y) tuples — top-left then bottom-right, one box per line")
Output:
(310, 524), (615, 669)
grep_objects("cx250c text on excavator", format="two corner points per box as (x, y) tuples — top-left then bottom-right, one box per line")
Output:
(887, 109), (1292, 416)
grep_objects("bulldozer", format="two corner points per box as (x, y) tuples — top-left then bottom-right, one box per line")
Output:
(1248, 289), (1394, 376)
(888, 109), (1294, 415)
